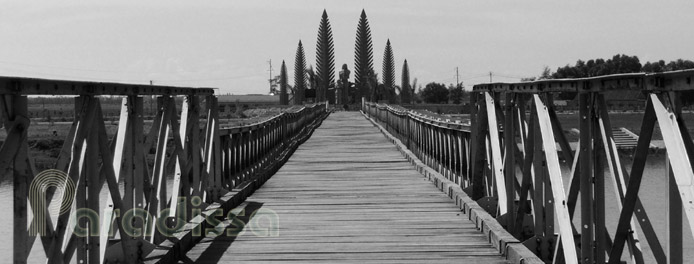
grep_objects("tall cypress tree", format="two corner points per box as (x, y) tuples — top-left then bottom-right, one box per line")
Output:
(294, 40), (306, 105)
(401, 59), (410, 104)
(316, 9), (335, 103)
(354, 9), (374, 103)
(382, 39), (395, 103)
(279, 60), (288, 105)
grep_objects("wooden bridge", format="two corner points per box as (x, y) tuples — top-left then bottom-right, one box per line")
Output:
(181, 112), (520, 263)
(3, 69), (694, 264)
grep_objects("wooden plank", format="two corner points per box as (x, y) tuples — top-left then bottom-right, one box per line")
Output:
(183, 112), (507, 263)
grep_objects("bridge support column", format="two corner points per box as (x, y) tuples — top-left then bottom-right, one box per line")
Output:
(466, 92), (487, 201)
(2, 94), (30, 264)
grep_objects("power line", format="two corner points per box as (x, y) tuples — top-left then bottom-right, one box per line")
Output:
(493, 73), (525, 79)
(459, 73), (489, 81)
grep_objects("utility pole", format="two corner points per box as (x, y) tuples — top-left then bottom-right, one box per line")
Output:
(455, 67), (459, 87)
(489, 72), (493, 83)
(267, 59), (274, 94)
(149, 80), (154, 117)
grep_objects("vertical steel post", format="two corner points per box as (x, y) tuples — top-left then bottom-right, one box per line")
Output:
(668, 93), (683, 264)
(579, 92), (594, 264)
(469, 92), (487, 200)
(504, 92), (516, 231)
(11, 94), (29, 264)
(87, 98), (101, 263)
(132, 96), (145, 259)
(593, 93), (606, 264)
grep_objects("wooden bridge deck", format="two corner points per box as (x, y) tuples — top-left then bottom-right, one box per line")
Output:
(182, 112), (507, 263)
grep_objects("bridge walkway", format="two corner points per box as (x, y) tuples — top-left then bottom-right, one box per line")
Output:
(182, 112), (507, 263)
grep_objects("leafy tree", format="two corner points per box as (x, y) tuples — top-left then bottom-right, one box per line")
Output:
(400, 59), (411, 104)
(543, 54), (694, 78)
(354, 9), (374, 103)
(279, 60), (288, 105)
(552, 54), (642, 78)
(667, 59), (694, 71)
(315, 9), (335, 102)
(382, 39), (396, 103)
(366, 69), (379, 102)
(411, 78), (421, 103)
(539, 66), (552, 79)
(642, 60), (666, 73)
(420, 82), (449, 103)
(448, 83), (465, 104)
(294, 40), (306, 105)
(643, 59), (694, 72)
(522, 66), (549, 81)
(306, 65), (318, 100)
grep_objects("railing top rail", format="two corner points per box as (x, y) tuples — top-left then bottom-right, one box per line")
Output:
(221, 103), (325, 134)
(0, 76), (215, 95)
(472, 69), (694, 93)
(366, 102), (470, 131)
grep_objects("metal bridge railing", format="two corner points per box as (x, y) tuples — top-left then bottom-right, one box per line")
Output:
(364, 69), (694, 264)
(363, 102), (471, 188)
(0, 76), (328, 263)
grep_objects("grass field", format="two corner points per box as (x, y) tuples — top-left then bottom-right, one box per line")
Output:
(2, 101), (294, 171)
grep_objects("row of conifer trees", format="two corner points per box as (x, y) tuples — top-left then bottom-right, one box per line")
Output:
(279, 10), (413, 105)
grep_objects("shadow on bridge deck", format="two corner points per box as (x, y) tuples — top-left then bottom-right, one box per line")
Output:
(183, 112), (508, 263)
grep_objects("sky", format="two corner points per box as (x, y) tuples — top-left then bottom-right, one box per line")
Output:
(0, 0), (693, 95)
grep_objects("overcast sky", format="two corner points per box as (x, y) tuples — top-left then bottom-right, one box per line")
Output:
(1, 0), (693, 94)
